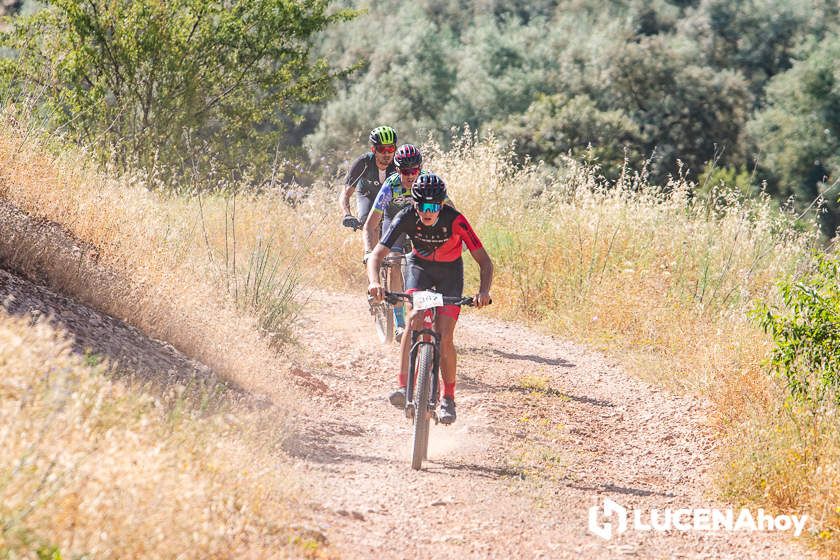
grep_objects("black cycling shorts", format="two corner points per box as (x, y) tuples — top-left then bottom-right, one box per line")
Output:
(404, 256), (464, 319)
(404, 255), (463, 297)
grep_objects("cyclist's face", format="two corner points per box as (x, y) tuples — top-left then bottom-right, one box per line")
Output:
(373, 144), (395, 169)
(415, 202), (441, 226)
(399, 166), (421, 187)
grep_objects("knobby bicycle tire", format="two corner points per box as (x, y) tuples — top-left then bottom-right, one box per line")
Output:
(374, 265), (394, 344)
(411, 343), (434, 470)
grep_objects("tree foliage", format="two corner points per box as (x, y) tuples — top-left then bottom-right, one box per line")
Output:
(747, 32), (840, 235)
(0, 0), (356, 185)
(304, 0), (840, 232)
(492, 93), (643, 179)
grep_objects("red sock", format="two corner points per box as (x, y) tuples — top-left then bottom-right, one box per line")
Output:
(443, 381), (456, 399)
(398, 371), (407, 388)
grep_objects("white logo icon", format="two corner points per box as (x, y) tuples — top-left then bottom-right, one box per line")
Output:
(588, 498), (627, 540)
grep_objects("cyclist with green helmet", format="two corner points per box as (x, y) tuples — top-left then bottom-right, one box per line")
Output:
(363, 144), (453, 341)
(340, 126), (398, 231)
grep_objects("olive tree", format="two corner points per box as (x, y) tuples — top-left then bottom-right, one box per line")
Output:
(0, 0), (356, 186)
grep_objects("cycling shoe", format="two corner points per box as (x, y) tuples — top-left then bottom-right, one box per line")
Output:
(389, 387), (406, 409)
(439, 396), (456, 425)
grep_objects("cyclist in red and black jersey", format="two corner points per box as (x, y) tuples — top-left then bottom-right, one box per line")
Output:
(367, 173), (493, 424)
(339, 126), (398, 231)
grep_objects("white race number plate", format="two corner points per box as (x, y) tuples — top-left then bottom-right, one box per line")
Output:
(412, 291), (444, 310)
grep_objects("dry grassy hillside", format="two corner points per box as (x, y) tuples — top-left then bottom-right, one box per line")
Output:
(0, 111), (329, 557)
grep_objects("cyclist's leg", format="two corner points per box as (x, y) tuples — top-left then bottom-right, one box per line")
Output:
(356, 187), (375, 229)
(437, 314), (457, 392)
(432, 259), (464, 398)
(382, 213), (406, 331)
(390, 262), (406, 336)
(388, 235), (406, 295)
(436, 312), (458, 424)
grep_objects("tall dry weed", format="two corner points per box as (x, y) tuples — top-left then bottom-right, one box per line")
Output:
(0, 313), (310, 558)
(0, 106), (330, 556)
(0, 106), (298, 404)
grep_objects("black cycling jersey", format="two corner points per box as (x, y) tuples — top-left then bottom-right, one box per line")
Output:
(344, 152), (397, 198)
(380, 205), (483, 262)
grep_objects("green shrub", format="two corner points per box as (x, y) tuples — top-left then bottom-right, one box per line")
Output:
(754, 253), (840, 403)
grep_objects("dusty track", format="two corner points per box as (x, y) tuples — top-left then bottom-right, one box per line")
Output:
(288, 291), (814, 559)
(0, 253), (815, 558)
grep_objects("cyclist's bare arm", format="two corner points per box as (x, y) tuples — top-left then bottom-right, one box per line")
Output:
(363, 210), (383, 252)
(470, 246), (494, 308)
(339, 184), (355, 216)
(341, 155), (370, 219)
(366, 243), (390, 301)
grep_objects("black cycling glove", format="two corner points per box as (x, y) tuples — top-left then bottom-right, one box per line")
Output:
(342, 214), (362, 230)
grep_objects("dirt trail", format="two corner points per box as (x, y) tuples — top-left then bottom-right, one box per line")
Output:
(288, 291), (814, 559)
(0, 252), (816, 558)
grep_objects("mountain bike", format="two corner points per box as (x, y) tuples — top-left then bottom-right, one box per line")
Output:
(367, 254), (406, 344)
(384, 290), (487, 470)
(346, 218), (405, 344)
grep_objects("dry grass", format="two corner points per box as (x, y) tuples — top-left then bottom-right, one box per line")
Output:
(0, 107), (301, 402)
(716, 376), (840, 555)
(0, 312), (312, 558)
(0, 108), (335, 557)
(3, 100), (839, 555)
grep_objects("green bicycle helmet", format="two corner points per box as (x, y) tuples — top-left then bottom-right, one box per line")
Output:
(369, 125), (397, 146)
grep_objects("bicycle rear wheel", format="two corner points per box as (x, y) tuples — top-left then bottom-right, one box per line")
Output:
(373, 265), (393, 344)
(411, 343), (434, 470)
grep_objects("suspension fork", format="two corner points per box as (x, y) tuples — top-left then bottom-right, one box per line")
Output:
(405, 310), (441, 408)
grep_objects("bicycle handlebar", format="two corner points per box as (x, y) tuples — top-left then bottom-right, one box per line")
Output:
(382, 254), (406, 264)
(383, 291), (491, 307)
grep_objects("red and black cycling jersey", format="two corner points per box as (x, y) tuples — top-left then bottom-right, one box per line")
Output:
(344, 152), (397, 197)
(380, 205), (483, 262)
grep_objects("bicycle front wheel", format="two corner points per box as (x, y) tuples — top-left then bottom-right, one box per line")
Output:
(372, 304), (394, 344)
(374, 265), (394, 344)
(411, 343), (434, 470)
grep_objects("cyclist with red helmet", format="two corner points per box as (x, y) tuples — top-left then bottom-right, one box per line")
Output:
(363, 144), (452, 341)
(366, 173), (493, 424)
(339, 125), (398, 231)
